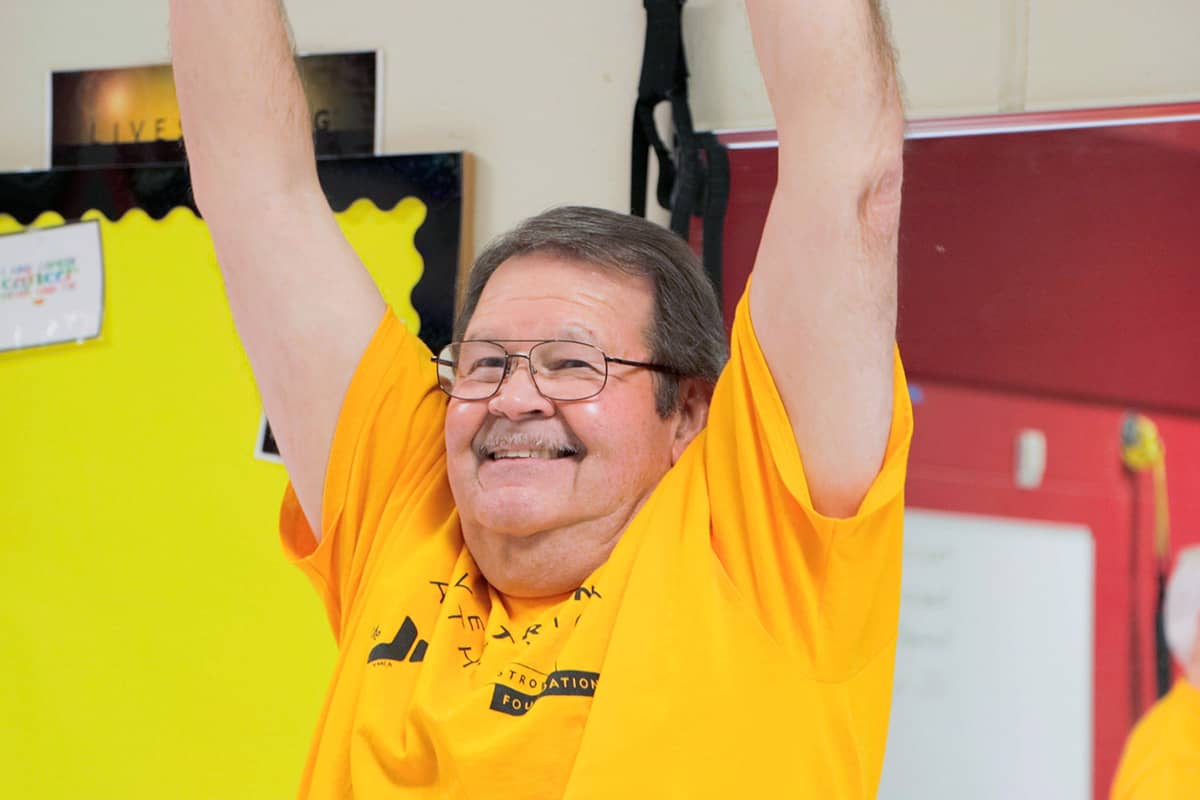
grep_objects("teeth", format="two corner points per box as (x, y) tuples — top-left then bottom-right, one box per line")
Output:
(494, 450), (564, 460)
(489, 448), (578, 460)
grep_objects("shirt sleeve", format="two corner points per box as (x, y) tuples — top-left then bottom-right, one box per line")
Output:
(704, 288), (913, 681)
(1123, 761), (1200, 800)
(278, 308), (452, 642)
(1111, 685), (1200, 800)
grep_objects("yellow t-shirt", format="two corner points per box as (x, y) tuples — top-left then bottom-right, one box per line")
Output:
(280, 293), (913, 798)
(1111, 679), (1200, 799)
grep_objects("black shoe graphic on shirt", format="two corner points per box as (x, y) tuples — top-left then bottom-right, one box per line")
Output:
(368, 616), (428, 663)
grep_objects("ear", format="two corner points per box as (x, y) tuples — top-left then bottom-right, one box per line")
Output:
(670, 378), (713, 464)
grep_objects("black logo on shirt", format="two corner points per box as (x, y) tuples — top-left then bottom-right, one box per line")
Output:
(489, 670), (600, 717)
(368, 616), (428, 664)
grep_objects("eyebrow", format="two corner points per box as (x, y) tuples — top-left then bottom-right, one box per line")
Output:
(466, 324), (601, 344)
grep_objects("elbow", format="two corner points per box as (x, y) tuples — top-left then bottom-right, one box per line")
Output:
(858, 158), (903, 255)
(860, 92), (906, 244)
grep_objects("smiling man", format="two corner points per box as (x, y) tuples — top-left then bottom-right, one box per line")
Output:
(445, 240), (720, 599)
(170, 0), (911, 797)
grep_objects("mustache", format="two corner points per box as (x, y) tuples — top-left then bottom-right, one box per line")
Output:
(473, 427), (585, 459)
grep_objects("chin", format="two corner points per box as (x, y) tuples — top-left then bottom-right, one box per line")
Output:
(489, 570), (582, 599)
(462, 487), (567, 537)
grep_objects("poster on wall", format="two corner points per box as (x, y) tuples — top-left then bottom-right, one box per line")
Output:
(49, 51), (380, 166)
(0, 220), (104, 352)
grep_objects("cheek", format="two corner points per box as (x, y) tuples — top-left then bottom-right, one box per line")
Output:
(567, 401), (668, 472)
(562, 402), (613, 455)
(445, 401), (486, 454)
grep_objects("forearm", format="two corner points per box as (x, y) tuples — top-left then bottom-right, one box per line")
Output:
(169, 0), (318, 211)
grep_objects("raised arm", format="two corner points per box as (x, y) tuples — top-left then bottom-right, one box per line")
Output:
(745, 0), (904, 518)
(170, 0), (385, 536)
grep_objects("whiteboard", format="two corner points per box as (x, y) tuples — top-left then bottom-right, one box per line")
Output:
(879, 509), (1094, 800)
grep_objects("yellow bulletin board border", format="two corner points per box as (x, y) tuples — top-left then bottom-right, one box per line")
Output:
(0, 152), (473, 353)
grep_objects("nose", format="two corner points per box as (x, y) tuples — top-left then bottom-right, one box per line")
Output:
(486, 355), (556, 420)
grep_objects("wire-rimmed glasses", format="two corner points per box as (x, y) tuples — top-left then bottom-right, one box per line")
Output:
(431, 339), (680, 401)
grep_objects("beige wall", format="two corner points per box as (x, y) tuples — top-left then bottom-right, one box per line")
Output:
(2, 0), (1199, 250)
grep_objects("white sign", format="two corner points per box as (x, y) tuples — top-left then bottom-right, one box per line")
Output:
(0, 220), (104, 351)
(879, 509), (1095, 800)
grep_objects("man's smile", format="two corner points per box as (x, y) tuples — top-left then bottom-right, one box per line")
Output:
(487, 449), (577, 460)
(474, 431), (585, 462)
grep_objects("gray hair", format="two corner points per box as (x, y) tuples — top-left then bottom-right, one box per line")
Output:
(455, 206), (728, 416)
(1166, 545), (1200, 668)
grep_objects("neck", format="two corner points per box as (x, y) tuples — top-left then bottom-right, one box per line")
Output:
(461, 501), (646, 597)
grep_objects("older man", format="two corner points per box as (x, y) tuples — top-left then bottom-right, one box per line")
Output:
(1112, 546), (1200, 798)
(170, 0), (911, 796)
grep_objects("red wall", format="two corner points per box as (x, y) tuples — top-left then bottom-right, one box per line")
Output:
(897, 121), (1200, 416)
(906, 379), (1200, 793)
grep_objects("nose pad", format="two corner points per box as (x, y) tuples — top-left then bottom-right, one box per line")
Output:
(487, 355), (554, 416)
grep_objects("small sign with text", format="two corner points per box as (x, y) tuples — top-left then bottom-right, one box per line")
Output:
(0, 220), (104, 351)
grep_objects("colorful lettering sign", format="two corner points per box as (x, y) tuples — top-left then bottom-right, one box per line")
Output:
(0, 220), (103, 350)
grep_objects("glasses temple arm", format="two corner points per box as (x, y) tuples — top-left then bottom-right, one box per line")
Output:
(605, 356), (683, 376)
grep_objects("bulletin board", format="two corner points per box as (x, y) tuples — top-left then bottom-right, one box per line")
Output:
(0, 153), (471, 797)
(0, 153), (471, 352)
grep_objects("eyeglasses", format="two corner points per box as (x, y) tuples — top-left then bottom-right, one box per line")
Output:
(431, 339), (680, 401)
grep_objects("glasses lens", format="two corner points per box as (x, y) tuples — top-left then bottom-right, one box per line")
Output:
(530, 341), (607, 400)
(438, 341), (508, 399)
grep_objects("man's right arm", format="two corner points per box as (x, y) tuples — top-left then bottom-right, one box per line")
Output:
(170, 0), (386, 539)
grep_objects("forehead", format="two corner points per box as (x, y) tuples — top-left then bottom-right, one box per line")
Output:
(465, 253), (654, 348)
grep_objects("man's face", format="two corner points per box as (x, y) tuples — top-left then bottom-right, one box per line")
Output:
(444, 252), (689, 596)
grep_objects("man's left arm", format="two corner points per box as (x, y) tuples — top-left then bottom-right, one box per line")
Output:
(745, 0), (904, 518)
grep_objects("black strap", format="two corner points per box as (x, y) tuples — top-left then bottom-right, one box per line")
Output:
(631, 0), (729, 298)
(1155, 568), (1170, 698)
(695, 132), (729, 298)
(631, 0), (686, 216)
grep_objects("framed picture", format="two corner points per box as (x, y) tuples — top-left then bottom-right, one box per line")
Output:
(49, 51), (381, 166)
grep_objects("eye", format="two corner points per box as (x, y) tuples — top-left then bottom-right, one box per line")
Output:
(466, 356), (507, 375)
(544, 358), (602, 374)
